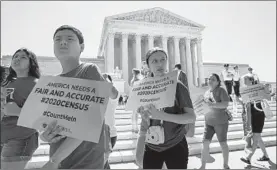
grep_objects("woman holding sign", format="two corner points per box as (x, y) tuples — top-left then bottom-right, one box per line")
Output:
(199, 73), (230, 169)
(240, 76), (270, 164)
(1, 48), (41, 169)
(135, 47), (196, 169)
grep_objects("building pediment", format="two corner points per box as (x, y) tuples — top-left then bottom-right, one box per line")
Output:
(106, 7), (204, 28)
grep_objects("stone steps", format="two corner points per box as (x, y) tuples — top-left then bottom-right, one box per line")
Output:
(38, 119), (276, 144)
(25, 101), (277, 169)
(34, 123), (276, 155)
(26, 135), (277, 169)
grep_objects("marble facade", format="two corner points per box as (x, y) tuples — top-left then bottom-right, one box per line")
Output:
(97, 7), (206, 92)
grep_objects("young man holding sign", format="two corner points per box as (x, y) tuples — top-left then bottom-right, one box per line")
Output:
(40, 25), (118, 169)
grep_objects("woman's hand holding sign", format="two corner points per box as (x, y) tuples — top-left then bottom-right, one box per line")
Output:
(40, 120), (66, 143)
(137, 106), (151, 125)
(137, 104), (162, 120)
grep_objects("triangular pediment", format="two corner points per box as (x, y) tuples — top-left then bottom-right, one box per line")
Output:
(106, 7), (204, 28)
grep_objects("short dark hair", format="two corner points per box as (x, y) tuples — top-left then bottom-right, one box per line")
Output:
(211, 73), (221, 87)
(224, 64), (229, 67)
(132, 68), (140, 75)
(248, 67), (253, 71)
(175, 64), (182, 70)
(145, 47), (167, 66)
(53, 25), (84, 44)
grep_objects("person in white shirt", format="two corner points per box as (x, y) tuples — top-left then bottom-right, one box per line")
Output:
(246, 67), (259, 84)
(233, 65), (241, 98)
(103, 74), (119, 169)
(221, 64), (234, 101)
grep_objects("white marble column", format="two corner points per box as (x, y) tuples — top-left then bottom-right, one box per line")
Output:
(121, 33), (129, 92)
(174, 37), (180, 65)
(148, 35), (154, 50)
(162, 36), (169, 71)
(191, 41), (198, 86)
(106, 33), (115, 73)
(180, 39), (187, 73)
(185, 38), (194, 88)
(168, 39), (175, 71)
(135, 34), (142, 69)
(196, 38), (204, 86)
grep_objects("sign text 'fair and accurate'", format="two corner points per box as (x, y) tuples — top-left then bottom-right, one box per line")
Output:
(17, 76), (112, 142)
(126, 71), (178, 110)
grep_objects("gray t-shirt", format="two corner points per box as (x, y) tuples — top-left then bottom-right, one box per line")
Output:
(140, 81), (193, 152)
(204, 86), (230, 126)
(49, 63), (111, 169)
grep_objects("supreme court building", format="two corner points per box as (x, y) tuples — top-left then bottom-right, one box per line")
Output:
(97, 7), (216, 92)
(1, 7), (252, 94)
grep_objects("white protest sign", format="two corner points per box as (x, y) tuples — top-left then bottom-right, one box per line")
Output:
(17, 76), (112, 142)
(240, 84), (271, 103)
(126, 71), (178, 110)
(192, 95), (210, 116)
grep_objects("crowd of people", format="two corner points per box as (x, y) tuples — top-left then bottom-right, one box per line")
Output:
(0, 25), (274, 169)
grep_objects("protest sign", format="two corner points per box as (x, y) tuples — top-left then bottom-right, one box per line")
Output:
(126, 71), (178, 110)
(192, 95), (210, 116)
(240, 84), (271, 103)
(17, 76), (112, 142)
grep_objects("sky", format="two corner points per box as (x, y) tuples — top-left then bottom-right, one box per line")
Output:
(1, 1), (276, 82)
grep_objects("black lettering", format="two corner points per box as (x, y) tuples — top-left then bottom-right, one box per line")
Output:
(84, 104), (89, 111)
(61, 101), (66, 107)
(90, 96), (96, 102)
(65, 101), (70, 107)
(85, 95), (91, 102)
(71, 93), (76, 99)
(99, 97), (105, 104)
(52, 99), (57, 105)
(65, 92), (71, 98)
(91, 88), (96, 93)
(56, 100), (61, 106)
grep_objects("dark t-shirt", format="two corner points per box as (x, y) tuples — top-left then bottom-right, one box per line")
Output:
(178, 70), (189, 91)
(140, 81), (193, 152)
(1, 77), (38, 143)
(204, 86), (230, 125)
(49, 63), (110, 169)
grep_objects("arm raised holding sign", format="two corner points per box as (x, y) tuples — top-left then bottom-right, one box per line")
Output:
(145, 82), (196, 125)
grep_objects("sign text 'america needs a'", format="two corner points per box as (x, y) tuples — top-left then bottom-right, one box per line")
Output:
(240, 84), (271, 103)
(126, 71), (178, 110)
(17, 76), (112, 142)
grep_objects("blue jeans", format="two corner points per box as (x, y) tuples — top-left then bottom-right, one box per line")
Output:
(1, 132), (38, 162)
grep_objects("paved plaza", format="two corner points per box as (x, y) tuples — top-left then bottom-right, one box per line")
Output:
(110, 146), (277, 169)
